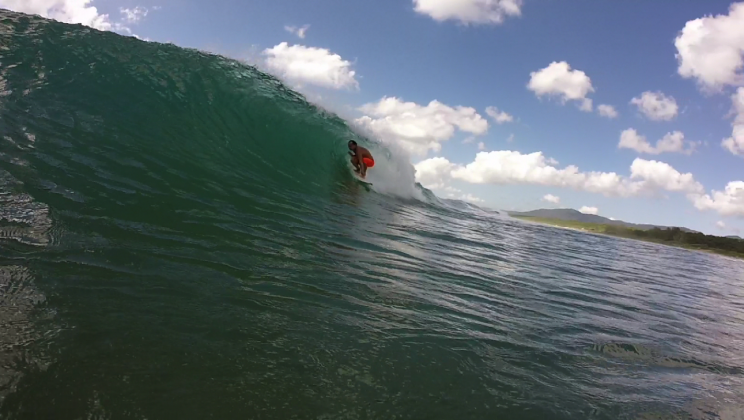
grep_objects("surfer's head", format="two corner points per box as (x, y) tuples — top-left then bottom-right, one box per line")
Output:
(348, 140), (357, 151)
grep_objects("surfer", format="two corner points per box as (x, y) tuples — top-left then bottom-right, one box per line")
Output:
(348, 140), (374, 179)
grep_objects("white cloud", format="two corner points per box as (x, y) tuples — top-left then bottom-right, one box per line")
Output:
(120, 6), (147, 23)
(445, 187), (483, 203)
(284, 24), (310, 39)
(506, 133), (515, 143)
(619, 128), (696, 155)
(542, 194), (560, 204)
(478, 141), (486, 151)
(675, 2), (744, 90)
(717, 220), (726, 230)
(597, 104), (618, 119)
(722, 87), (744, 156)
(485, 106), (514, 124)
(619, 129), (653, 154)
(450, 151), (635, 195)
(414, 157), (458, 189)
(629, 158), (704, 195)
(630, 91), (679, 121)
(0, 0), (150, 33)
(441, 186), (484, 203)
(579, 98), (593, 113)
(262, 43), (358, 90)
(692, 181), (744, 217)
(460, 193), (484, 203)
(413, 0), (522, 25)
(528, 61), (595, 111)
(579, 206), (598, 215)
(414, 151), (703, 198)
(356, 97), (489, 156)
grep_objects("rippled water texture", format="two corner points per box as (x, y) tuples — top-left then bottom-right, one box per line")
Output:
(1, 10), (744, 420)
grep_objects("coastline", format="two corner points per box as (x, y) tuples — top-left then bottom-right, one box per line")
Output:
(511, 216), (744, 260)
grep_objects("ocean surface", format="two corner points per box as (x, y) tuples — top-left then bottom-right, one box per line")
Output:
(2, 10), (744, 420)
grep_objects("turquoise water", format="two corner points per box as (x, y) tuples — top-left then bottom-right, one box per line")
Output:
(1, 10), (744, 419)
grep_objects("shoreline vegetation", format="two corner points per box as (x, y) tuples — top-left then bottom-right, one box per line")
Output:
(512, 216), (744, 260)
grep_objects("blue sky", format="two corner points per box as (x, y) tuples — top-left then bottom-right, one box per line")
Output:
(5, 0), (744, 235)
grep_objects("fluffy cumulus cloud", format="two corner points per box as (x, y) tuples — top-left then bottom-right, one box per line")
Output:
(414, 157), (458, 190)
(674, 5), (744, 159)
(628, 158), (704, 195)
(1, 0), (111, 29)
(618, 128), (696, 155)
(0, 0), (150, 33)
(356, 97), (489, 156)
(284, 24), (310, 39)
(262, 43), (359, 90)
(579, 206), (598, 215)
(485, 106), (514, 124)
(722, 87), (744, 156)
(630, 91), (679, 121)
(717, 220), (727, 230)
(527, 61), (595, 112)
(597, 104), (618, 119)
(413, 0), (522, 25)
(542, 194), (560, 204)
(675, 2), (744, 90)
(414, 150), (703, 198)
(450, 151), (634, 195)
(692, 181), (744, 217)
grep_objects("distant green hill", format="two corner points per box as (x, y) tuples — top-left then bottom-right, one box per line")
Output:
(507, 210), (744, 259)
(507, 208), (698, 233)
